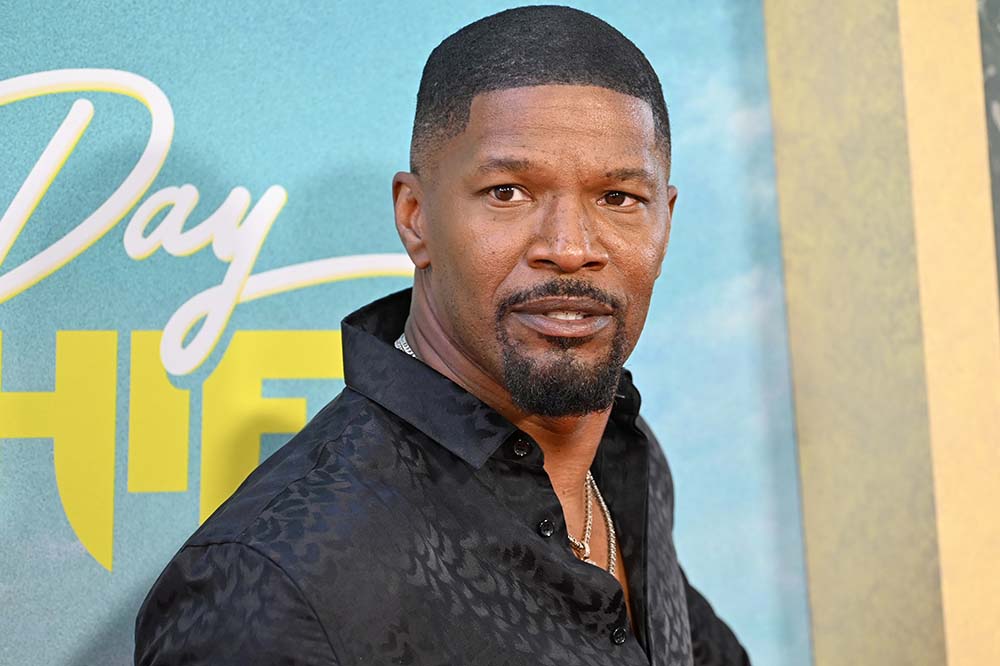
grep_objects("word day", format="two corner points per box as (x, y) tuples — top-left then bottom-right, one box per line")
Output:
(0, 68), (412, 375)
(0, 328), (344, 571)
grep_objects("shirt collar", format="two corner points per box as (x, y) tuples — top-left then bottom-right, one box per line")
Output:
(341, 288), (644, 468)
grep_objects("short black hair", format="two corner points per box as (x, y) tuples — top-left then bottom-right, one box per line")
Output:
(410, 5), (670, 172)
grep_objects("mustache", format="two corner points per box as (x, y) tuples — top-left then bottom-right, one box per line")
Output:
(496, 279), (624, 315)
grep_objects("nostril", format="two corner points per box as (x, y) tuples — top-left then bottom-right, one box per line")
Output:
(529, 258), (562, 270)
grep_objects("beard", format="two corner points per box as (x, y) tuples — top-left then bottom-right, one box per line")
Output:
(495, 279), (628, 417)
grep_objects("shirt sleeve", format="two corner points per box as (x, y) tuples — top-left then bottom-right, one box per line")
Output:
(135, 542), (339, 666)
(682, 568), (752, 666)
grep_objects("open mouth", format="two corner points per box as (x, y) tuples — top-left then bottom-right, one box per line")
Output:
(507, 297), (616, 338)
(544, 311), (588, 321)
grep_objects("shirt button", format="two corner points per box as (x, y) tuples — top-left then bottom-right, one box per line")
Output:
(512, 436), (532, 457)
(537, 519), (555, 538)
(611, 626), (627, 645)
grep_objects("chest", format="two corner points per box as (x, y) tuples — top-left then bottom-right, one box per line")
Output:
(283, 451), (692, 665)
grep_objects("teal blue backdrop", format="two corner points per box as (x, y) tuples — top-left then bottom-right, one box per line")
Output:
(0, 2), (811, 664)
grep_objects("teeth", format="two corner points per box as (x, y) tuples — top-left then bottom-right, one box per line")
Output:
(545, 311), (586, 321)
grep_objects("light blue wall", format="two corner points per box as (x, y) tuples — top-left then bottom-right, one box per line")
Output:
(0, 2), (810, 663)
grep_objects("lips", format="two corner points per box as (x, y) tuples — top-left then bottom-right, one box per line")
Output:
(507, 297), (615, 338)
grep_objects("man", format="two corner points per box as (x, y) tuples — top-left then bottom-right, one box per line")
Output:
(135, 6), (749, 665)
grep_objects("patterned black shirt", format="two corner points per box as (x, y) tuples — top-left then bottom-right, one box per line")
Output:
(135, 289), (750, 666)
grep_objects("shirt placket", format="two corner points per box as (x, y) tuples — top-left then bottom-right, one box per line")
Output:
(477, 430), (648, 663)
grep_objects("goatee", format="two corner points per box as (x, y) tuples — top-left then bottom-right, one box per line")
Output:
(496, 279), (627, 417)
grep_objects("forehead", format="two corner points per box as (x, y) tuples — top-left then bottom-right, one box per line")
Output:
(443, 85), (666, 178)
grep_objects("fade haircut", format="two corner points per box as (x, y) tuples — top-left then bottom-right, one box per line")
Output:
(410, 5), (671, 172)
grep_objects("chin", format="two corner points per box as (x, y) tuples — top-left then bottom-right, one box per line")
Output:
(501, 337), (626, 417)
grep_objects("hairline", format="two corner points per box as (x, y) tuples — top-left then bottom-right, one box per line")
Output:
(410, 83), (671, 176)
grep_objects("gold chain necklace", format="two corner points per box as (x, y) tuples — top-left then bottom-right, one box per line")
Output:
(568, 471), (617, 576)
(394, 332), (617, 576)
(566, 474), (595, 560)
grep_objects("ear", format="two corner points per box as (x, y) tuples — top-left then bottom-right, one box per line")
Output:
(393, 171), (431, 269)
(655, 184), (678, 279)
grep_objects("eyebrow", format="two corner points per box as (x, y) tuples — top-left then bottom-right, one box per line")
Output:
(475, 157), (659, 189)
(603, 167), (658, 188)
(476, 157), (534, 175)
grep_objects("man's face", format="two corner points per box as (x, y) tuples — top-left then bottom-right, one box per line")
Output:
(414, 85), (675, 416)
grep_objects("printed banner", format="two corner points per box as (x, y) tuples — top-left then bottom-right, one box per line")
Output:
(0, 3), (809, 664)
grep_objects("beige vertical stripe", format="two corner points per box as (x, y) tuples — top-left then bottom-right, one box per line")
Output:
(763, 1), (947, 664)
(898, 1), (1000, 664)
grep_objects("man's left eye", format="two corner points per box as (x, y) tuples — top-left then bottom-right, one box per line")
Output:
(600, 191), (642, 208)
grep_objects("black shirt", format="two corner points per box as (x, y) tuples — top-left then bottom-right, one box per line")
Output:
(135, 289), (750, 666)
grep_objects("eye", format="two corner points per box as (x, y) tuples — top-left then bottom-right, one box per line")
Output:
(487, 185), (530, 203)
(599, 191), (643, 208)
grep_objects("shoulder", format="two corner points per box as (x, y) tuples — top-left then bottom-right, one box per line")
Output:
(177, 385), (431, 585)
(187, 388), (406, 547)
(136, 389), (417, 663)
(135, 541), (340, 665)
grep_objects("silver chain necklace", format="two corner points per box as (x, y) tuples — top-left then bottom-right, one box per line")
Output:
(393, 332), (617, 576)
(394, 332), (418, 358)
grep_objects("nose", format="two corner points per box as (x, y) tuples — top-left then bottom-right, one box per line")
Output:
(525, 196), (609, 273)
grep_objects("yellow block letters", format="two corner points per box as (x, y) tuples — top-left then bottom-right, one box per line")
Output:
(127, 331), (190, 492)
(0, 330), (117, 570)
(199, 330), (343, 522)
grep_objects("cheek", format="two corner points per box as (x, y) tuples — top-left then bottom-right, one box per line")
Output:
(431, 207), (516, 289)
(425, 199), (525, 329)
(609, 227), (667, 288)
(608, 229), (666, 336)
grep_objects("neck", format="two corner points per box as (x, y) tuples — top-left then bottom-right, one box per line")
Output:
(403, 279), (610, 510)
(519, 410), (610, 512)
